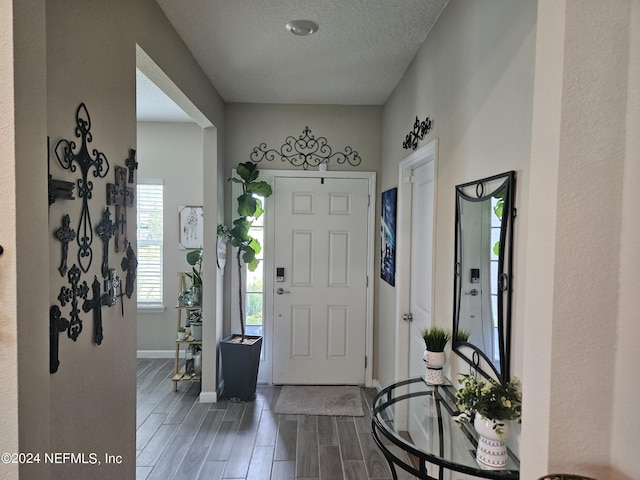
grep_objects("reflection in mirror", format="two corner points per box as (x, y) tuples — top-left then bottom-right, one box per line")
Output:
(453, 171), (515, 384)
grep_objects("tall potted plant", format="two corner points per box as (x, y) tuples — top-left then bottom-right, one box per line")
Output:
(218, 161), (272, 401)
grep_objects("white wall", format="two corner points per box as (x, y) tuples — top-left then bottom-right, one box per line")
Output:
(612, 2), (640, 477)
(523, 1), (640, 478)
(379, 0), (536, 397)
(137, 122), (203, 351)
(0, 1), (50, 479)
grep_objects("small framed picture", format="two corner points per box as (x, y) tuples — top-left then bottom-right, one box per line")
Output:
(178, 206), (203, 249)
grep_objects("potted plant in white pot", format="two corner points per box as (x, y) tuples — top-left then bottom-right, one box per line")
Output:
(454, 374), (522, 468)
(218, 161), (272, 401)
(421, 326), (451, 385)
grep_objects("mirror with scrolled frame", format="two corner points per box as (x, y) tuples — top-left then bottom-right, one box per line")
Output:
(452, 171), (515, 384)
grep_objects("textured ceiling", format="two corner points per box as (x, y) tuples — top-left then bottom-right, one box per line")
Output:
(153, 0), (449, 106)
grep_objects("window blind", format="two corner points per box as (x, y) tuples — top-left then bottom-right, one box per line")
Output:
(137, 181), (163, 305)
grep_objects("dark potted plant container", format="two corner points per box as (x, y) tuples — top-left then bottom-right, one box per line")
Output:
(218, 161), (272, 401)
(220, 334), (263, 401)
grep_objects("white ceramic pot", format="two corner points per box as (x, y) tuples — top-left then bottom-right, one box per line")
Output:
(177, 330), (187, 341)
(474, 414), (511, 469)
(423, 350), (446, 384)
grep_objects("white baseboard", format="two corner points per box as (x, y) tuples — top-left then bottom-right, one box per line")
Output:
(137, 350), (174, 358)
(198, 391), (218, 404)
(372, 378), (383, 393)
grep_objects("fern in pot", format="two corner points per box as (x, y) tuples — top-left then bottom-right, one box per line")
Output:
(217, 161), (272, 401)
(420, 326), (451, 385)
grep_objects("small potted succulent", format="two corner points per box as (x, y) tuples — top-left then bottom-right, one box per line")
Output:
(177, 327), (187, 341)
(420, 326), (451, 385)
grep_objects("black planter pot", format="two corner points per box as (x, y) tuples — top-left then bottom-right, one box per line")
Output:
(220, 334), (262, 401)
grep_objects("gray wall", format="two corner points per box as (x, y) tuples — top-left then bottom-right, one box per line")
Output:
(137, 121), (203, 351)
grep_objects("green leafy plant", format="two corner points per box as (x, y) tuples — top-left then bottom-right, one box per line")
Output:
(177, 326), (186, 333)
(455, 374), (522, 437)
(455, 328), (471, 343)
(185, 248), (203, 288)
(218, 162), (273, 341)
(420, 326), (451, 352)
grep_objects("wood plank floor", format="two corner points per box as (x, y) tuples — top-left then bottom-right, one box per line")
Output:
(136, 358), (416, 480)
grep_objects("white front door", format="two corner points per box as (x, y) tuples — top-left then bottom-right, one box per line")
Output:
(271, 176), (370, 384)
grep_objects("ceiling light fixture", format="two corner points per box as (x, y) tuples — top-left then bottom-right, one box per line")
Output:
(286, 20), (318, 36)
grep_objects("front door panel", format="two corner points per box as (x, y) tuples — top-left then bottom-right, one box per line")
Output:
(272, 177), (369, 384)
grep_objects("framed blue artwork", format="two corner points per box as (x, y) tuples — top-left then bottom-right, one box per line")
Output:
(381, 188), (397, 286)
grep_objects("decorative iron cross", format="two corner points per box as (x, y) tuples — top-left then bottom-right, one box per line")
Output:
(55, 214), (76, 277)
(96, 207), (117, 277)
(107, 166), (134, 252)
(49, 305), (70, 374)
(125, 149), (138, 183)
(83, 276), (110, 345)
(103, 268), (121, 307)
(54, 104), (110, 273)
(57, 264), (89, 341)
(121, 243), (138, 300)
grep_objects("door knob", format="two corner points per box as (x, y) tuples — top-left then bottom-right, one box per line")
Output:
(402, 313), (413, 322)
(276, 287), (291, 295)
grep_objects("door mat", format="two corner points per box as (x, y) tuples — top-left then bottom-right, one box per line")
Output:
(274, 385), (364, 416)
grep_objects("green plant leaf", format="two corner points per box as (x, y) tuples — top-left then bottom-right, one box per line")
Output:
(237, 193), (257, 217)
(236, 162), (259, 182)
(247, 181), (273, 197)
(247, 256), (259, 272)
(249, 237), (261, 256)
(186, 249), (202, 266)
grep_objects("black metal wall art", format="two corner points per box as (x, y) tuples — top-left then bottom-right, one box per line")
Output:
(57, 264), (89, 341)
(55, 214), (76, 277)
(54, 104), (110, 273)
(250, 126), (362, 170)
(83, 276), (109, 345)
(125, 149), (138, 183)
(121, 243), (138, 300)
(402, 116), (433, 150)
(96, 207), (117, 277)
(49, 305), (70, 374)
(48, 137), (75, 207)
(107, 165), (134, 252)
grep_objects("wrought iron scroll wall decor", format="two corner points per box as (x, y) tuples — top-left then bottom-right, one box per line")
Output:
(402, 116), (433, 150)
(49, 103), (139, 373)
(250, 126), (362, 170)
(54, 104), (110, 273)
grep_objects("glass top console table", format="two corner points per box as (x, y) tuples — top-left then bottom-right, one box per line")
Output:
(371, 377), (519, 480)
